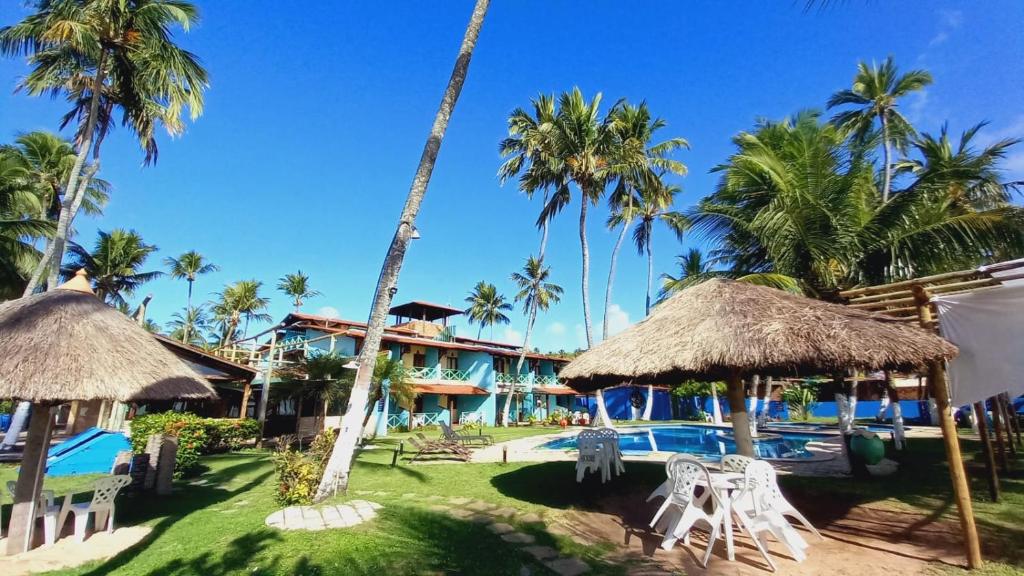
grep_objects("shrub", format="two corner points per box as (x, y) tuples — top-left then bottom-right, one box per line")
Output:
(0, 399), (14, 414)
(129, 412), (260, 477)
(273, 429), (336, 505)
(782, 385), (819, 421)
(460, 421), (479, 431)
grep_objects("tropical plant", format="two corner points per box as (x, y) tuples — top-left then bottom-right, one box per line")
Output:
(212, 280), (271, 344)
(280, 352), (355, 436)
(502, 256), (562, 427)
(277, 270), (321, 312)
(463, 281), (512, 340)
(827, 56), (932, 203)
(315, 0), (490, 500)
(167, 305), (212, 346)
(165, 250), (219, 309)
(658, 248), (801, 301)
(630, 175), (689, 315)
(782, 384), (819, 421)
(61, 228), (161, 307)
(0, 151), (52, 297)
(2, 0), (209, 294)
(361, 352), (415, 436)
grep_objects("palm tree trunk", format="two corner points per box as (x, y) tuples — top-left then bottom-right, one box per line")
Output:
(24, 54), (107, 295)
(314, 0), (490, 502)
(183, 280), (194, 343)
(881, 113), (892, 203)
(603, 219), (630, 340)
(579, 198), (593, 348)
(506, 299), (537, 427)
(645, 231), (654, 316)
(538, 192), (550, 261)
(361, 385), (381, 435)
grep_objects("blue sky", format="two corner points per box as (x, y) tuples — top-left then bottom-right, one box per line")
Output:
(2, 1), (1022, 352)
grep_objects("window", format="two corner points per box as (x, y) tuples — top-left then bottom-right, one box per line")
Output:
(529, 359), (540, 374)
(445, 355), (459, 370)
(493, 357), (508, 374)
(413, 353), (427, 368)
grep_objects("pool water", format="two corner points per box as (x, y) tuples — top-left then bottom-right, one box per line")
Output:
(765, 422), (906, 435)
(540, 425), (827, 459)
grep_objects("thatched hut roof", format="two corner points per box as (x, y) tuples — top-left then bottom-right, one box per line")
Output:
(0, 271), (217, 402)
(561, 279), (958, 392)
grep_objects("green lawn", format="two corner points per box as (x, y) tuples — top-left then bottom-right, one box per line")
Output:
(1, 427), (1021, 575)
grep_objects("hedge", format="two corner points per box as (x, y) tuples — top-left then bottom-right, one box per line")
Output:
(129, 412), (260, 477)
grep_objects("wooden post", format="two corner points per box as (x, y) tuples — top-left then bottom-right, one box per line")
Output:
(973, 402), (1000, 502)
(912, 284), (982, 569)
(239, 380), (252, 419)
(990, 397), (1009, 473)
(6, 403), (55, 555)
(726, 371), (754, 457)
(995, 394), (1017, 453)
(256, 329), (279, 444)
(1002, 392), (1021, 445)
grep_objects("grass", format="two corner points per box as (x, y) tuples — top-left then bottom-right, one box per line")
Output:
(2, 426), (1022, 575)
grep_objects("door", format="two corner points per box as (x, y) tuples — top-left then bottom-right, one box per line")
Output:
(413, 353), (427, 368)
(447, 396), (458, 424)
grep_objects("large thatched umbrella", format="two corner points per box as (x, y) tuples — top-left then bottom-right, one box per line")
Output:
(0, 271), (215, 555)
(560, 279), (958, 457)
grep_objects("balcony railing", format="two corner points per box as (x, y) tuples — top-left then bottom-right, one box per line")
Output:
(495, 373), (531, 385)
(535, 374), (562, 386)
(406, 366), (471, 382)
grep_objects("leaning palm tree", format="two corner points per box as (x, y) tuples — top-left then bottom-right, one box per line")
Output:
(827, 56), (932, 202)
(631, 176), (688, 316)
(361, 352), (415, 437)
(212, 280), (271, 344)
(166, 305), (212, 346)
(502, 256), (562, 427)
(463, 281), (512, 340)
(277, 270), (321, 313)
(165, 251), (220, 312)
(315, 0), (490, 500)
(2, 0), (209, 294)
(61, 229), (162, 308)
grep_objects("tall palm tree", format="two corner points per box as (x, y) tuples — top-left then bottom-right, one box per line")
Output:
(166, 305), (212, 346)
(2, 0), (209, 294)
(631, 176), (688, 315)
(503, 256), (562, 427)
(360, 352), (415, 436)
(315, 0), (491, 501)
(658, 248), (798, 301)
(827, 56), (932, 203)
(0, 151), (52, 298)
(212, 280), (271, 345)
(277, 270), (321, 313)
(61, 228), (162, 307)
(165, 251), (220, 312)
(463, 281), (512, 340)
(3, 131), (109, 222)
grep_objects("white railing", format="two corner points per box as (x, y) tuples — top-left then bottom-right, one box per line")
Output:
(535, 375), (562, 386)
(459, 411), (484, 425)
(439, 368), (471, 381)
(407, 366), (439, 380)
(407, 366), (471, 382)
(495, 373), (531, 385)
(411, 412), (441, 428)
(386, 414), (405, 429)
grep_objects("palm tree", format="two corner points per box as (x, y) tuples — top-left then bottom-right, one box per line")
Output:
(502, 256), (562, 427)
(61, 229), (162, 307)
(361, 352), (415, 436)
(0, 150), (52, 297)
(316, 0), (490, 500)
(165, 251), (220, 311)
(2, 0), (209, 294)
(827, 57), (932, 202)
(658, 248), (798, 301)
(281, 353), (355, 438)
(631, 176), (688, 315)
(277, 270), (321, 313)
(212, 280), (271, 344)
(463, 281), (512, 340)
(166, 305), (212, 346)
(3, 131), (109, 222)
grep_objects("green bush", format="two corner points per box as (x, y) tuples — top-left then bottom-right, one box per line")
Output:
(0, 399), (14, 414)
(129, 412), (260, 477)
(782, 385), (819, 421)
(273, 429), (337, 505)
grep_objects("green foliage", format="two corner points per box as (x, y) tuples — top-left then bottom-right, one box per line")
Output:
(548, 408), (570, 425)
(272, 429), (337, 505)
(460, 421), (480, 431)
(129, 412), (259, 477)
(782, 384), (819, 421)
(62, 229), (162, 308)
(463, 281), (512, 339)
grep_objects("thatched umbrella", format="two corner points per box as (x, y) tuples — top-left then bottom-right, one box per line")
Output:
(560, 279), (958, 457)
(0, 270), (215, 555)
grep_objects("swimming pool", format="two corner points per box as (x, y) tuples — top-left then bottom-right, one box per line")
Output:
(539, 425), (830, 459)
(765, 422), (906, 435)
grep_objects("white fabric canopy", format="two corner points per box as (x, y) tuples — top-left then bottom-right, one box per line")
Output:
(933, 283), (1024, 406)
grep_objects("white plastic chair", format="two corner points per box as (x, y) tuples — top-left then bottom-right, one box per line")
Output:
(62, 475), (131, 542)
(720, 454), (754, 474)
(649, 455), (725, 567)
(6, 480), (59, 546)
(733, 460), (822, 540)
(575, 430), (602, 482)
(730, 461), (811, 568)
(595, 427), (625, 480)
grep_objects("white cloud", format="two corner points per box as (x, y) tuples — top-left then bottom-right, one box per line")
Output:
(605, 304), (632, 337)
(1003, 151), (1024, 177)
(546, 322), (566, 337)
(316, 306), (340, 319)
(974, 115), (1024, 177)
(501, 327), (524, 345)
(928, 9), (962, 47)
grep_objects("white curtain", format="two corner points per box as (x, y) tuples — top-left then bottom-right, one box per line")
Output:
(933, 283), (1024, 406)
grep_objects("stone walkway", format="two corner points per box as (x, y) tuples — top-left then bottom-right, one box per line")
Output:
(265, 500), (382, 531)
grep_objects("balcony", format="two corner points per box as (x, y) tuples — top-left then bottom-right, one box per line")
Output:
(494, 373), (563, 387)
(406, 366), (471, 382)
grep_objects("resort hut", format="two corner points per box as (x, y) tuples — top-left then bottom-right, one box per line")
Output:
(559, 279), (958, 458)
(0, 270), (216, 555)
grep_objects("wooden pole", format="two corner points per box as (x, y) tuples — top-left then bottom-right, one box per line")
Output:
(1002, 392), (1021, 445)
(239, 380), (252, 419)
(256, 329), (279, 445)
(990, 397), (1009, 473)
(972, 402), (1000, 502)
(5, 403), (55, 555)
(912, 284), (982, 569)
(995, 394), (1017, 452)
(726, 371), (754, 457)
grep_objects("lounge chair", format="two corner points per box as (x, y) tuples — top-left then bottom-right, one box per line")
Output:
(441, 422), (493, 446)
(407, 434), (471, 463)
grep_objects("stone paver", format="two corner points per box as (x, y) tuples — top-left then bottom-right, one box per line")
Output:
(468, 514), (492, 524)
(522, 545), (559, 561)
(448, 496), (472, 505)
(265, 501), (381, 531)
(500, 532), (536, 544)
(487, 522), (515, 535)
(490, 507), (518, 518)
(448, 508), (473, 519)
(517, 512), (543, 524)
(466, 500), (497, 512)
(544, 557), (589, 576)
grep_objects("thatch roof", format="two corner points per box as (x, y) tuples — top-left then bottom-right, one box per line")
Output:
(561, 279), (958, 392)
(0, 271), (217, 402)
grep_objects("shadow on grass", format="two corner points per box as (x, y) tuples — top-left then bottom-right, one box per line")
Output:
(489, 461), (665, 510)
(352, 459), (428, 483)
